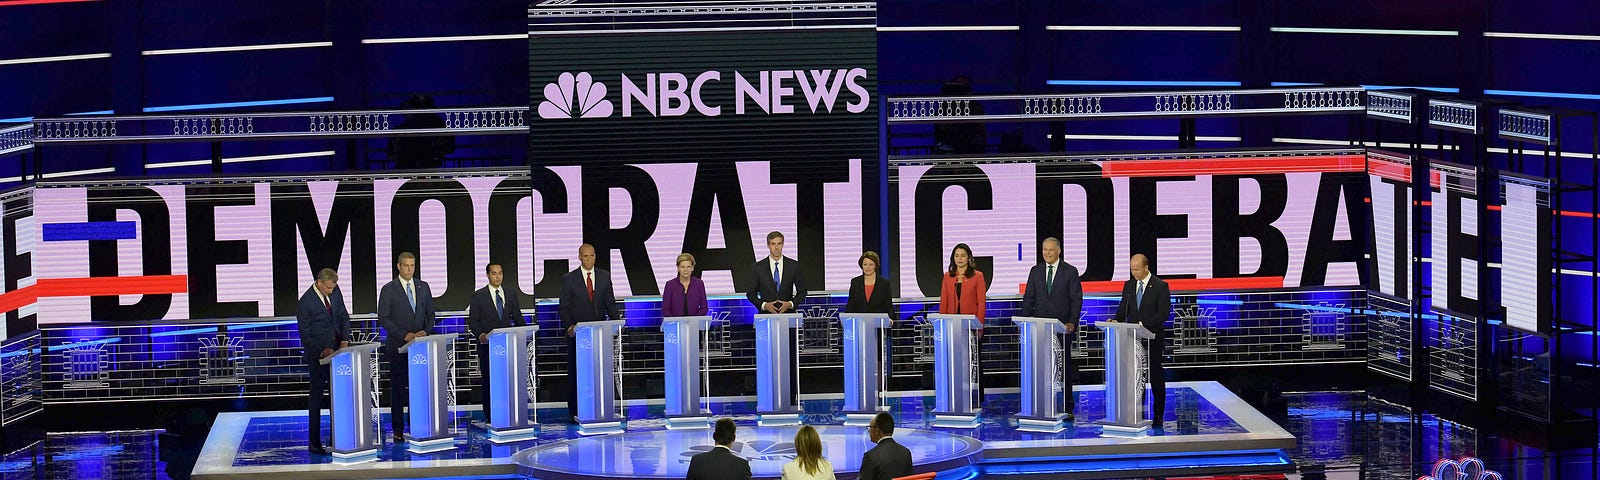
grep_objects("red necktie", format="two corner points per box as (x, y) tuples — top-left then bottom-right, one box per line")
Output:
(323, 295), (331, 313)
(586, 272), (594, 300)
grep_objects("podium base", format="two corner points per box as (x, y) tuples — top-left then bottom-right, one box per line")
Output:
(930, 413), (981, 428)
(756, 412), (803, 427)
(1098, 420), (1152, 437)
(577, 420), (625, 436)
(405, 435), (456, 454)
(486, 425), (540, 443)
(664, 415), (711, 430)
(1015, 414), (1070, 433)
(329, 446), (379, 461)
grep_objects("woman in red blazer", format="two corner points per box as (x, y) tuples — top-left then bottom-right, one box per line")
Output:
(938, 243), (987, 328)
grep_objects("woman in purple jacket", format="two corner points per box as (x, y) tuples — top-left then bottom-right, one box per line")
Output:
(662, 253), (709, 317)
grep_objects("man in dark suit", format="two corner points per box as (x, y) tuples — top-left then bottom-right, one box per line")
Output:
(858, 412), (913, 480)
(296, 268), (351, 456)
(559, 243), (622, 421)
(1018, 236), (1084, 418)
(1107, 253), (1172, 426)
(466, 262), (523, 420)
(685, 418), (751, 480)
(746, 231), (806, 314)
(746, 231), (806, 404)
(377, 251), (436, 443)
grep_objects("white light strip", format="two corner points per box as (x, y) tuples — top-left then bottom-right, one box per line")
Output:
(1047, 25), (1240, 32)
(1272, 137), (1600, 159)
(1060, 134), (1241, 141)
(142, 41), (333, 56)
(532, 24), (873, 35)
(1270, 27), (1457, 36)
(0, 176), (21, 184)
(362, 33), (528, 44)
(1485, 31), (1600, 42)
(146, 150), (336, 170)
(877, 26), (1020, 32)
(40, 167), (115, 179)
(0, 53), (111, 66)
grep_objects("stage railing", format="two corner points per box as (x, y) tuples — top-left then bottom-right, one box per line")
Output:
(887, 87), (1365, 124)
(27, 106), (528, 145)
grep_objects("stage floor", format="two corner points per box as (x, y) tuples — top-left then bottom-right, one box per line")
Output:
(192, 381), (1294, 479)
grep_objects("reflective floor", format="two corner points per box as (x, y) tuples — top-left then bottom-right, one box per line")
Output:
(2, 387), (1596, 479)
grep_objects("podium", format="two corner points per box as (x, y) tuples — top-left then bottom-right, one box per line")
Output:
(485, 325), (540, 441)
(1099, 321), (1155, 435)
(574, 320), (626, 435)
(325, 343), (382, 459)
(840, 313), (892, 426)
(1012, 316), (1070, 432)
(753, 313), (803, 426)
(661, 316), (714, 429)
(928, 313), (982, 427)
(402, 333), (459, 453)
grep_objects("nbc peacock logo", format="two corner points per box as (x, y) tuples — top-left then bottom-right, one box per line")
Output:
(539, 72), (614, 119)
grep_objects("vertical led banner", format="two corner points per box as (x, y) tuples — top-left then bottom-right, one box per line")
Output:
(1497, 173), (1553, 333)
(1428, 160), (1484, 320)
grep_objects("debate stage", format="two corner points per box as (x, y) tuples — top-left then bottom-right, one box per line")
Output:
(192, 381), (1295, 479)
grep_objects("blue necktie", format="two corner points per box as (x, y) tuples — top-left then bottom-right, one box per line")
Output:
(406, 282), (416, 312)
(494, 289), (504, 320)
(1136, 280), (1144, 309)
(772, 262), (781, 287)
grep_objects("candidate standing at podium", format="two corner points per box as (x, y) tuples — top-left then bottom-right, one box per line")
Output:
(748, 231), (806, 403)
(938, 243), (987, 402)
(560, 243), (622, 421)
(297, 268), (350, 456)
(845, 251), (894, 380)
(661, 253), (708, 317)
(1107, 253), (1171, 425)
(1018, 237), (1083, 418)
(378, 252), (437, 442)
(467, 262), (524, 419)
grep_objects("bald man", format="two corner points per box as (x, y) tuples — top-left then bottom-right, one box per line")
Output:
(559, 244), (622, 421)
(1107, 254), (1171, 427)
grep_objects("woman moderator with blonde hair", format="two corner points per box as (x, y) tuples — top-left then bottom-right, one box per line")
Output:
(781, 425), (836, 480)
(662, 253), (708, 317)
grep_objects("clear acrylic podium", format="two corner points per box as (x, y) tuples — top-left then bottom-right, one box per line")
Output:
(1012, 316), (1070, 432)
(928, 313), (982, 428)
(754, 313), (803, 426)
(661, 315), (714, 429)
(574, 319), (626, 435)
(326, 342), (382, 459)
(840, 313), (892, 426)
(403, 333), (459, 453)
(1099, 320), (1155, 435)
(485, 325), (540, 442)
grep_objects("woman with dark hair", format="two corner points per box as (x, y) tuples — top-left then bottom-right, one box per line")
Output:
(781, 425), (835, 480)
(844, 251), (892, 315)
(938, 243), (988, 406)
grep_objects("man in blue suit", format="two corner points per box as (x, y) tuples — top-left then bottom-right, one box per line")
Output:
(377, 251), (436, 443)
(1018, 237), (1084, 418)
(559, 244), (621, 421)
(296, 268), (350, 456)
(1107, 253), (1172, 427)
(466, 262), (523, 420)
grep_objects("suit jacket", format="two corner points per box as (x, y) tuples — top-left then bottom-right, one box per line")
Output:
(747, 256), (806, 313)
(857, 437), (913, 480)
(378, 278), (436, 353)
(466, 286), (524, 341)
(938, 270), (987, 323)
(662, 276), (709, 318)
(685, 445), (752, 480)
(560, 268), (622, 328)
(844, 275), (893, 316)
(296, 286), (351, 362)
(1018, 262), (1083, 328)
(1110, 274), (1171, 338)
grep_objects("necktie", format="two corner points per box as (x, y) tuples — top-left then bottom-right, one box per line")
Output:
(494, 289), (505, 320)
(1046, 264), (1055, 294)
(322, 294), (331, 313)
(586, 272), (594, 300)
(405, 281), (415, 312)
(1136, 280), (1145, 309)
(772, 262), (781, 287)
